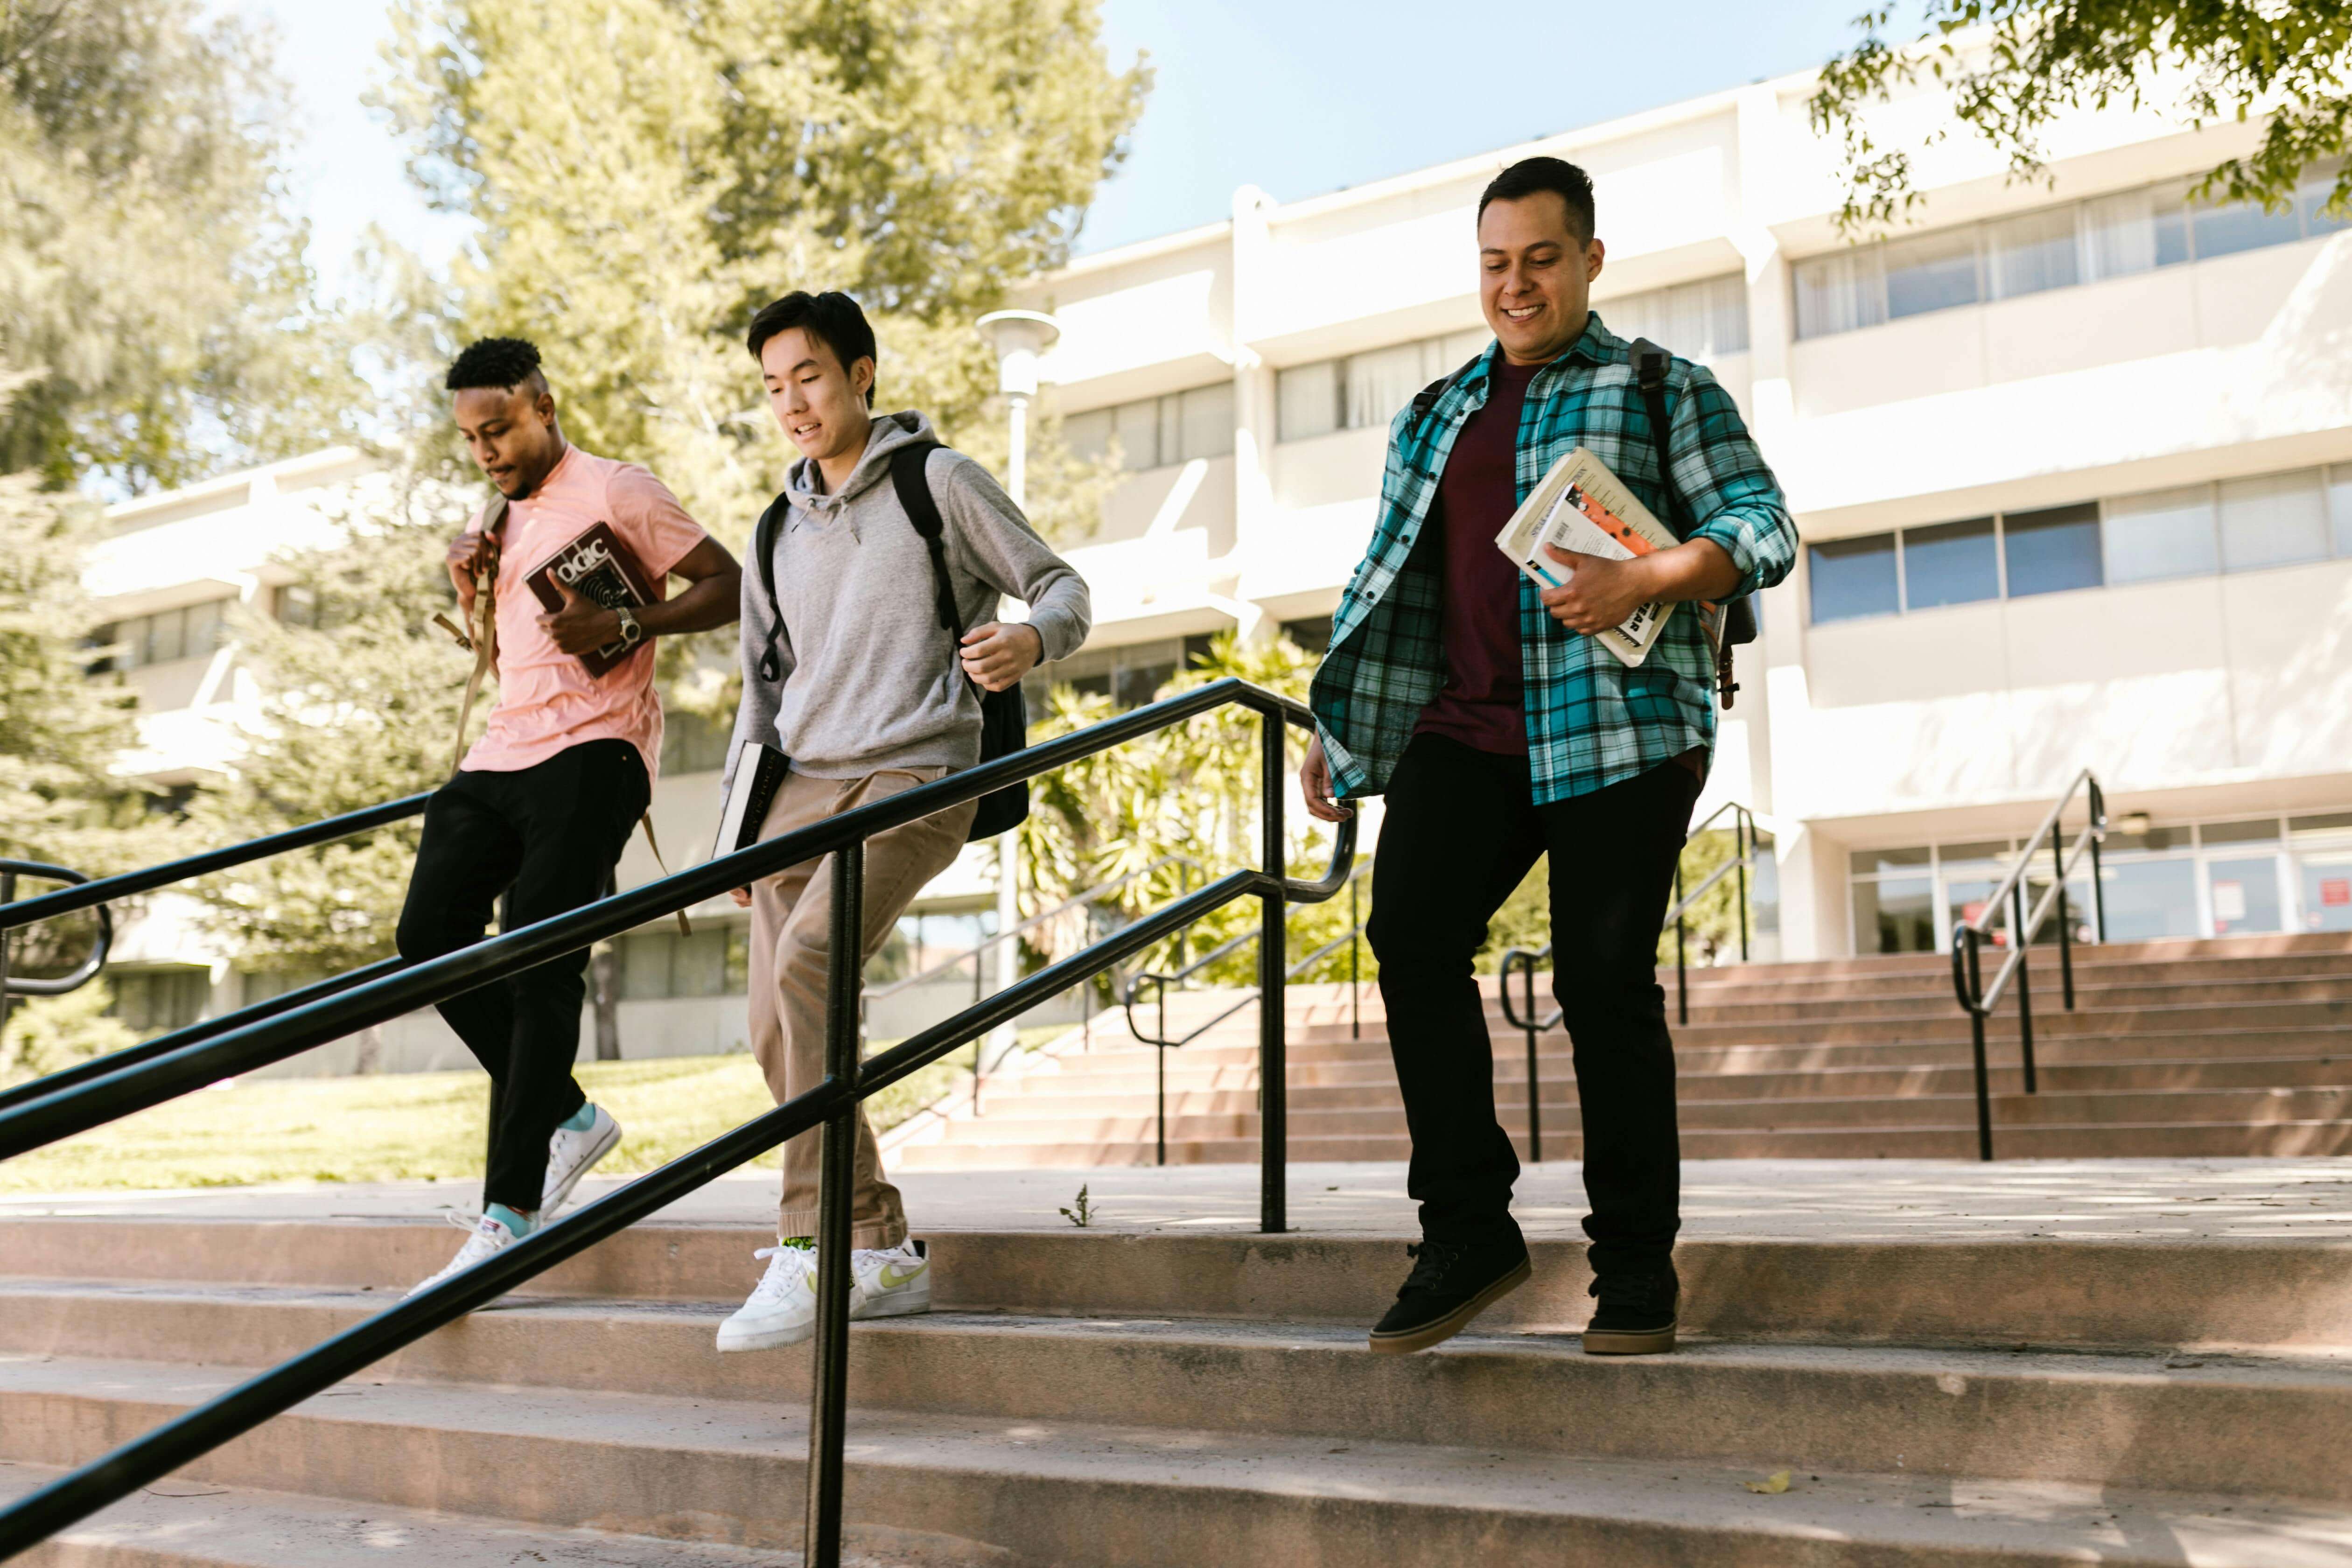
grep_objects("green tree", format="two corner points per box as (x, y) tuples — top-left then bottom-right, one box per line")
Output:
(0, 0), (360, 491)
(1812, 3), (2352, 235)
(186, 478), (470, 987)
(377, 0), (1149, 540)
(0, 978), (134, 1085)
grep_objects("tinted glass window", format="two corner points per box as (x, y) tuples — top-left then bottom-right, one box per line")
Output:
(2002, 504), (2103, 596)
(1902, 518), (1999, 609)
(1808, 534), (1898, 623)
(2103, 485), (2217, 585)
(2191, 192), (2302, 259)
(1883, 229), (1980, 319)
(2218, 469), (2328, 572)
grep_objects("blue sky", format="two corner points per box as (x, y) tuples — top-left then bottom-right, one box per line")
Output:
(239, 0), (1901, 296)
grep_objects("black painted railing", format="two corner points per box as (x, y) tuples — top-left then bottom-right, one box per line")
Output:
(1120, 859), (1371, 1164)
(1498, 800), (1761, 1162)
(1950, 769), (2108, 1161)
(0, 679), (1353, 1568)
(0, 863), (114, 1012)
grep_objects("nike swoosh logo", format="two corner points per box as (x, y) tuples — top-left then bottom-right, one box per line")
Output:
(876, 1262), (928, 1288)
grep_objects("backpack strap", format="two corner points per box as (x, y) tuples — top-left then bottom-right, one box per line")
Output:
(1406, 351), (1493, 437)
(887, 440), (982, 693)
(749, 494), (790, 682)
(1628, 337), (1688, 540)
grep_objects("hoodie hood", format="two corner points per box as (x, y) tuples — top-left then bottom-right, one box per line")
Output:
(782, 409), (938, 522)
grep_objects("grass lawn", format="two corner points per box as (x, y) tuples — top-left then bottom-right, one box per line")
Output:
(0, 1027), (1066, 1194)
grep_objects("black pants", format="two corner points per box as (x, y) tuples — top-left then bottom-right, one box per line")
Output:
(1366, 733), (1700, 1279)
(395, 739), (649, 1212)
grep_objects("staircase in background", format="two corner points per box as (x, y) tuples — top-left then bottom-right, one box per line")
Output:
(895, 933), (2352, 1169)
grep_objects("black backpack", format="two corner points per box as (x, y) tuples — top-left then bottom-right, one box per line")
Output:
(749, 439), (1029, 842)
(1408, 339), (1757, 707)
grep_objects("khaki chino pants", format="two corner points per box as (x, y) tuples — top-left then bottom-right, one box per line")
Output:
(746, 767), (977, 1248)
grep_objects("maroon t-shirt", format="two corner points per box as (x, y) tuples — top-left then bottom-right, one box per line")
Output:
(1414, 354), (1543, 756)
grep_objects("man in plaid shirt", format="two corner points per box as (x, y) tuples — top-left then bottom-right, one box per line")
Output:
(1301, 157), (1797, 1357)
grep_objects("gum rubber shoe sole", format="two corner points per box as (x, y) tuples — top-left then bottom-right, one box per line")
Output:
(1581, 1319), (1677, 1355)
(1365, 1257), (1533, 1355)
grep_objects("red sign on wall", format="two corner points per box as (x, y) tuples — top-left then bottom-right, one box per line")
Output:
(2324, 879), (2352, 909)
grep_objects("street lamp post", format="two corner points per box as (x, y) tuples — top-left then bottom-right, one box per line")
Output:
(974, 309), (1061, 1083)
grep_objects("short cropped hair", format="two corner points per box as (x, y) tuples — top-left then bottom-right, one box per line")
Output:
(445, 336), (546, 393)
(1477, 157), (1597, 244)
(745, 291), (878, 407)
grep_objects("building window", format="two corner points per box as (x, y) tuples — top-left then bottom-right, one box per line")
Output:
(276, 585), (321, 628)
(1029, 634), (1216, 712)
(660, 709), (734, 776)
(1807, 533), (1899, 623)
(1818, 462), (2352, 626)
(1065, 382), (1234, 472)
(1901, 518), (1998, 609)
(1280, 616), (1333, 654)
(2002, 504), (2103, 597)
(1597, 274), (1750, 359)
(1276, 328), (1488, 443)
(107, 966), (210, 1034)
(95, 597), (235, 672)
(1793, 164), (2343, 339)
(618, 925), (749, 1000)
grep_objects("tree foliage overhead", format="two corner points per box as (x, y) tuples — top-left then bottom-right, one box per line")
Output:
(0, 0), (360, 491)
(376, 0), (1150, 538)
(1811, 2), (2352, 235)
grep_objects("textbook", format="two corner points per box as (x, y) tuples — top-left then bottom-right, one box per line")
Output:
(713, 742), (789, 865)
(1493, 446), (1678, 668)
(522, 521), (658, 678)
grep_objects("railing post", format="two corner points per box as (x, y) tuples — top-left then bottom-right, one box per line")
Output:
(1736, 812), (1750, 962)
(1349, 874), (1361, 1041)
(0, 868), (17, 1039)
(1155, 1042), (1167, 1168)
(2011, 882), (2037, 1096)
(804, 842), (864, 1568)
(1521, 955), (1543, 1163)
(1965, 930), (1993, 1162)
(1259, 710), (1287, 1235)
(1674, 865), (1688, 1027)
(2088, 783), (2109, 943)
(2054, 826), (2077, 1011)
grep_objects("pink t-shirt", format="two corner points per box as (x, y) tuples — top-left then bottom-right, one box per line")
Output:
(461, 445), (708, 782)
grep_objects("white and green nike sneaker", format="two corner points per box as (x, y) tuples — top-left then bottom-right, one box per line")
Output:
(851, 1239), (931, 1320)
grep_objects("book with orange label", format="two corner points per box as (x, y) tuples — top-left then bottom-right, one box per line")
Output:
(521, 521), (658, 679)
(1493, 445), (1724, 669)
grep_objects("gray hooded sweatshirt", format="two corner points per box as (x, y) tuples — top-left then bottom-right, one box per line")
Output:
(723, 410), (1091, 789)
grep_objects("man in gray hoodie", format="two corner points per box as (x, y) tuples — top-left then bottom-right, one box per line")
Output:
(715, 289), (1091, 1352)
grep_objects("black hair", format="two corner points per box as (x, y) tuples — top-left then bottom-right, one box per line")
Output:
(444, 336), (546, 393)
(745, 290), (878, 407)
(1477, 156), (1596, 244)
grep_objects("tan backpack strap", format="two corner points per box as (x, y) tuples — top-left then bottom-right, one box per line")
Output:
(638, 813), (691, 936)
(448, 494), (509, 777)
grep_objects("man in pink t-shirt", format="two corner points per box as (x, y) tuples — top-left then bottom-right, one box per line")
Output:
(400, 337), (742, 1298)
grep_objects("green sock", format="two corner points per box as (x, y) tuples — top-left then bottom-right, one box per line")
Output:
(486, 1202), (535, 1238)
(558, 1102), (597, 1133)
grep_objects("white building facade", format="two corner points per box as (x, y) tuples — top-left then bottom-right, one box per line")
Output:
(1015, 67), (2352, 963)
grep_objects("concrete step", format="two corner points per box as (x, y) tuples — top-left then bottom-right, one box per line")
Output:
(7, 1364), (2341, 1568)
(922, 1086), (2352, 1147)
(8, 1304), (2352, 1506)
(9, 1223), (2350, 1353)
(897, 1118), (2352, 1167)
(1649, 952), (2352, 1005)
(0, 1464), (817, 1568)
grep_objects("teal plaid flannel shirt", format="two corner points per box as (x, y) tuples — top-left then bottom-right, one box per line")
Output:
(1309, 311), (1798, 805)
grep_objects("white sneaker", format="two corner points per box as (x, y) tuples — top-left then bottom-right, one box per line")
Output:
(407, 1211), (522, 1299)
(851, 1239), (931, 1320)
(716, 1243), (818, 1352)
(541, 1104), (623, 1217)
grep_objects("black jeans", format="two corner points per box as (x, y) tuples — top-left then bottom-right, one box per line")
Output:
(1366, 732), (1700, 1279)
(395, 739), (649, 1212)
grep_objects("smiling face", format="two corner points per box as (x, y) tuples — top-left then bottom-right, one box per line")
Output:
(452, 380), (563, 499)
(761, 326), (875, 469)
(1478, 191), (1605, 365)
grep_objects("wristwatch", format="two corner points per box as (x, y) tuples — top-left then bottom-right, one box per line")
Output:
(614, 604), (644, 648)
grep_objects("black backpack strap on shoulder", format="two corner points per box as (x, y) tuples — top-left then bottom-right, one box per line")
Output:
(1628, 337), (1686, 540)
(750, 493), (791, 683)
(1406, 351), (1490, 438)
(886, 440), (969, 667)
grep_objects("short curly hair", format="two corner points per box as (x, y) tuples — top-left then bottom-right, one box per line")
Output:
(445, 336), (546, 392)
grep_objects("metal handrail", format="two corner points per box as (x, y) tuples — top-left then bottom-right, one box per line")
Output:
(1949, 768), (2107, 1162)
(1496, 800), (1761, 1162)
(1117, 860), (1371, 1165)
(0, 677), (1354, 1568)
(0, 863), (114, 1012)
(0, 793), (432, 933)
